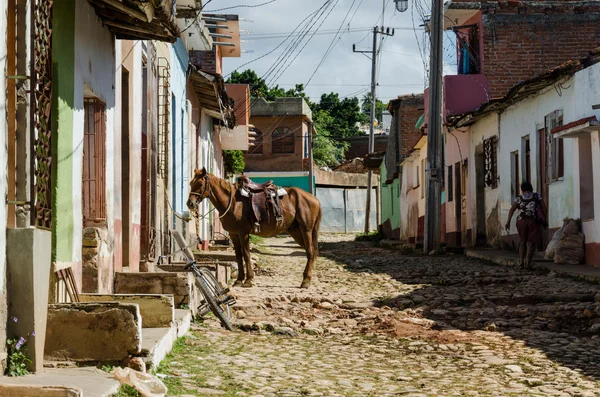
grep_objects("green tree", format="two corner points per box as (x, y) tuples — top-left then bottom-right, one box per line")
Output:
(227, 70), (311, 103)
(312, 109), (347, 167)
(223, 150), (245, 177)
(312, 93), (363, 138)
(361, 93), (387, 125)
(226, 69), (370, 167)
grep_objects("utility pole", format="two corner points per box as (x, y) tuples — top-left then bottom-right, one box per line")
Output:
(308, 121), (314, 195)
(424, 0), (444, 253)
(353, 26), (394, 234)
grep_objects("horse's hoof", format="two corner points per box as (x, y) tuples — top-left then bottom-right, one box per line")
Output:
(300, 279), (311, 289)
(242, 281), (253, 288)
(233, 280), (243, 287)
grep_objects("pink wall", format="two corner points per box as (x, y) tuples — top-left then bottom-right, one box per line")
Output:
(226, 84), (250, 126)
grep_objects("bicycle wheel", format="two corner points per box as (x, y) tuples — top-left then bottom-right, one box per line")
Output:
(198, 267), (232, 319)
(195, 273), (234, 331)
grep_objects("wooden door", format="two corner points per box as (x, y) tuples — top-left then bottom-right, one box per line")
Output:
(455, 162), (462, 247)
(538, 127), (549, 248)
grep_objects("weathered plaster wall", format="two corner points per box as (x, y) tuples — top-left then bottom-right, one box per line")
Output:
(170, 39), (189, 215)
(500, 80), (576, 233)
(120, 40), (143, 270)
(74, 1), (117, 291)
(0, 0), (9, 369)
(499, 62), (600, 265)
(467, 113), (501, 247)
(399, 144), (425, 243)
(379, 162), (401, 239)
(444, 127), (472, 242)
(53, 0), (116, 291)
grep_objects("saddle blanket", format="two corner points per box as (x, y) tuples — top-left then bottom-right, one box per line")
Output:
(240, 188), (287, 198)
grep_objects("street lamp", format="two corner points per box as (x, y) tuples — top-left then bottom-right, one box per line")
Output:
(394, 0), (408, 12)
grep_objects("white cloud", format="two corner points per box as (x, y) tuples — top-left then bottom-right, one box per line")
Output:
(208, 0), (455, 104)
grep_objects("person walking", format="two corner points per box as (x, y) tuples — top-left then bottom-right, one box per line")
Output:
(505, 181), (548, 268)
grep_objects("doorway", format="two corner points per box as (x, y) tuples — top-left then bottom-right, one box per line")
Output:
(121, 67), (131, 268)
(475, 147), (486, 246)
(538, 126), (549, 248)
(455, 161), (462, 247)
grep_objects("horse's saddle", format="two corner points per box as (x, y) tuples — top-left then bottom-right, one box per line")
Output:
(238, 176), (287, 232)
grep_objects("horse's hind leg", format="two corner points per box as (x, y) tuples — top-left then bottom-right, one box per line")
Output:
(232, 236), (245, 287)
(289, 226), (315, 289)
(240, 234), (254, 288)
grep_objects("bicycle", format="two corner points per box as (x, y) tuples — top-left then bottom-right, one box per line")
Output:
(185, 258), (236, 331)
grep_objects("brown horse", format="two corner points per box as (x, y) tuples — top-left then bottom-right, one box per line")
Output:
(186, 168), (322, 288)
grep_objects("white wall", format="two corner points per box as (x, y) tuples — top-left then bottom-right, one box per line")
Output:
(170, 40), (189, 214)
(500, 82), (575, 232)
(467, 113), (500, 244)
(73, 0), (117, 269)
(499, 63), (600, 246)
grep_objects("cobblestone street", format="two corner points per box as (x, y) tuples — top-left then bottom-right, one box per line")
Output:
(160, 235), (600, 396)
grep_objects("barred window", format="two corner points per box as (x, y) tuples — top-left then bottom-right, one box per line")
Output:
(484, 136), (498, 188)
(545, 110), (564, 182)
(272, 127), (294, 154)
(83, 98), (107, 222)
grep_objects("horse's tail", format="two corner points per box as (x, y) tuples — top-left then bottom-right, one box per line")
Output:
(312, 204), (322, 257)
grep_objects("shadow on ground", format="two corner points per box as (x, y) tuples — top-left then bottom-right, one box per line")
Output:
(318, 239), (600, 381)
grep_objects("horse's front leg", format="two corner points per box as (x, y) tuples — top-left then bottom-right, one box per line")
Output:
(232, 236), (245, 287)
(240, 234), (254, 288)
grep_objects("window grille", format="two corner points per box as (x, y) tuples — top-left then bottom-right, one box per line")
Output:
(483, 136), (498, 188)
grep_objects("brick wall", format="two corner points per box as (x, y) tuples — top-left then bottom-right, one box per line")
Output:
(344, 136), (389, 160)
(189, 49), (217, 73)
(398, 95), (425, 157)
(244, 115), (308, 172)
(477, 2), (600, 97)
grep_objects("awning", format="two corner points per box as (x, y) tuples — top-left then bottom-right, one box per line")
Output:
(189, 68), (236, 127)
(87, 0), (180, 42)
(552, 116), (600, 139)
(415, 113), (425, 130)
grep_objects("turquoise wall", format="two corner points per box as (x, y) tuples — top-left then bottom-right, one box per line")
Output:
(379, 161), (401, 233)
(248, 176), (314, 192)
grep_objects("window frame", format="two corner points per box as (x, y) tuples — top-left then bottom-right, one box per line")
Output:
(272, 126), (295, 154)
(483, 136), (498, 189)
(545, 110), (564, 183)
(82, 98), (107, 222)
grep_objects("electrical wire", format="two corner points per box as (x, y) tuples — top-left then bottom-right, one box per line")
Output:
(204, 0), (280, 12)
(179, 0), (214, 35)
(224, 2), (329, 79)
(267, 0), (340, 86)
(305, 0), (359, 86)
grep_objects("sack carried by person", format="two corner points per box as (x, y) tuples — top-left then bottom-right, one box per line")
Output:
(534, 197), (547, 228)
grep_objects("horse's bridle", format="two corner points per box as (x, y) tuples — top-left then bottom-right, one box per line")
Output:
(189, 175), (210, 201)
(188, 175), (234, 219)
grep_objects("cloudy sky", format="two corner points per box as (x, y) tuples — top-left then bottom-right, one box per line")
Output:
(205, 0), (457, 104)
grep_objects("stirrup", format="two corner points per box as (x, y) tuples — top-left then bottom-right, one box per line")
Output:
(253, 222), (261, 233)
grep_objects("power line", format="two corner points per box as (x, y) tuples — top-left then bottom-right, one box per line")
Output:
(179, 0), (215, 35)
(268, 0), (341, 86)
(224, 2), (328, 79)
(305, 0), (359, 86)
(204, 0), (280, 12)
(264, 1), (333, 85)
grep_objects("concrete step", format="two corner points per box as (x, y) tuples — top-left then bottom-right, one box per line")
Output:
(0, 367), (120, 397)
(0, 310), (193, 396)
(139, 309), (192, 370)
